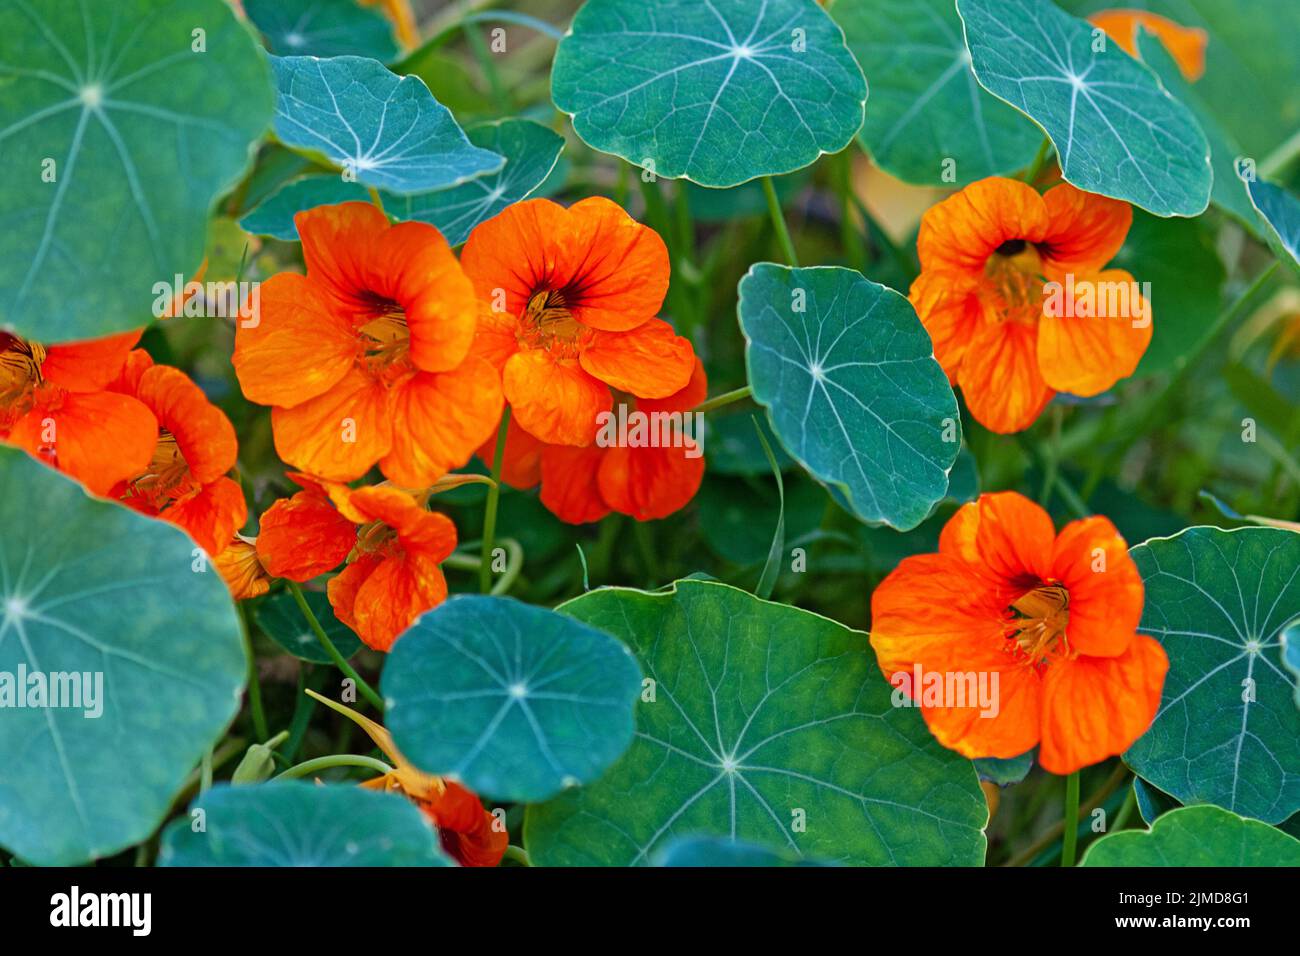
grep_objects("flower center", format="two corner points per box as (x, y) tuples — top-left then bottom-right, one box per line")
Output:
(0, 335), (46, 410)
(356, 519), (398, 555)
(1006, 583), (1070, 665)
(126, 430), (194, 504)
(982, 240), (1045, 326)
(519, 289), (590, 357)
(358, 298), (412, 375)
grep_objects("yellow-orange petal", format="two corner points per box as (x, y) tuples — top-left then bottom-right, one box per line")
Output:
(165, 476), (248, 557)
(916, 177), (1050, 276)
(256, 490), (356, 581)
(539, 444), (611, 524)
(213, 537), (272, 600)
(270, 367), (393, 481)
(382, 357), (504, 487)
(41, 330), (143, 392)
(7, 390), (158, 496)
(233, 272), (356, 407)
(1038, 635), (1168, 774)
(469, 302), (521, 373)
(958, 319), (1055, 434)
(502, 349), (611, 446)
(579, 318), (695, 400)
(1051, 515), (1143, 658)
(1038, 183), (1133, 275)
(327, 553), (384, 636)
(1089, 9), (1207, 81)
(132, 365), (239, 484)
(344, 485), (458, 560)
(1037, 268), (1151, 397)
(908, 269), (985, 380)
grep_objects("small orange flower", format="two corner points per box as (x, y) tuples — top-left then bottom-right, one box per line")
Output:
(253, 475), (457, 651)
(233, 202), (503, 486)
(108, 352), (247, 557)
(910, 177), (1151, 433)
(461, 197), (695, 446)
(869, 491), (1168, 775)
(485, 360), (708, 524)
(0, 330), (158, 495)
(1089, 9), (1208, 81)
(213, 535), (273, 600)
(309, 690), (508, 867)
(360, 0), (420, 49)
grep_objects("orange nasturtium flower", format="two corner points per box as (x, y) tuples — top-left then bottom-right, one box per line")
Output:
(0, 330), (157, 495)
(1088, 9), (1208, 81)
(253, 474), (457, 651)
(869, 491), (1168, 775)
(461, 197), (696, 446)
(360, 0), (420, 49)
(910, 177), (1151, 434)
(213, 535), (273, 600)
(307, 690), (508, 867)
(108, 352), (247, 557)
(483, 359), (709, 523)
(233, 202), (503, 486)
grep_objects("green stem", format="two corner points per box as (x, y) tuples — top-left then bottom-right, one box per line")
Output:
(238, 605), (269, 742)
(200, 749), (213, 793)
(481, 408), (511, 593)
(1112, 786), (1138, 832)
(633, 521), (659, 586)
(463, 23), (510, 114)
(274, 754), (393, 781)
(694, 385), (753, 414)
(367, 186), (386, 217)
(1037, 404), (1063, 506)
(283, 666), (318, 763)
(836, 150), (869, 272)
(287, 581), (385, 713)
(1061, 771), (1081, 867)
(1024, 136), (1054, 184)
(762, 176), (799, 267)
(503, 844), (532, 866)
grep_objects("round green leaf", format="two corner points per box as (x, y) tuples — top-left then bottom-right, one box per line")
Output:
(0, 448), (245, 865)
(738, 263), (961, 531)
(0, 0), (273, 343)
(526, 579), (987, 866)
(238, 174), (367, 239)
(1247, 179), (1300, 279)
(159, 782), (454, 866)
(1126, 527), (1300, 824)
(956, 0), (1211, 217)
(383, 595), (643, 803)
(657, 835), (834, 866)
(385, 119), (565, 245)
(245, 0), (398, 60)
(253, 588), (361, 664)
(270, 55), (503, 194)
(550, 0), (867, 187)
(975, 750), (1035, 787)
(1080, 805), (1300, 866)
(832, 0), (1042, 185)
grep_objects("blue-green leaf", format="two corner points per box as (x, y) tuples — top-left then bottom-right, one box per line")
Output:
(957, 0), (1211, 217)
(383, 595), (642, 803)
(253, 588), (361, 664)
(832, 0), (1042, 185)
(551, 0), (867, 187)
(526, 579), (988, 866)
(1247, 179), (1300, 279)
(270, 55), (503, 194)
(738, 263), (960, 531)
(657, 835), (835, 866)
(238, 174), (366, 239)
(245, 0), (398, 60)
(1126, 527), (1300, 824)
(0, 0), (273, 342)
(0, 448), (245, 865)
(159, 782), (454, 866)
(1080, 804), (1300, 866)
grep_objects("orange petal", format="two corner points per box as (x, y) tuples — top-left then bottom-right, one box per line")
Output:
(958, 319), (1055, 434)
(351, 550), (449, 651)
(165, 476), (248, 557)
(1037, 269), (1151, 396)
(960, 492), (1058, 588)
(426, 781), (508, 867)
(271, 367), (393, 481)
(233, 272), (356, 407)
(502, 349), (610, 446)
(344, 485), (458, 559)
(637, 357), (709, 415)
(1038, 183), (1133, 275)
(213, 537), (272, 600)
(327, 553), (384, 636)
(909, 269), (985, 381)
(295, 202), (393, 316)
(41, 330), (142, 392)
(539, 444), (611, 524)
(916, 177), (1050, 275)
(256, 490), (356, 581)
(469, 302), (521, 373)
(7, 391), (158, 496)
(597, 443), (704, 521)
(1038, 635), (1168, 775)
(478, 413), (544, 490)
(579, 318), (695, 399)
(382, 357), (504, 487)
(132, 365), (239, 483)
(1051, 516), (1143, 658)
(462, 198), (570, 318)
(1088, 9), (1207, 81)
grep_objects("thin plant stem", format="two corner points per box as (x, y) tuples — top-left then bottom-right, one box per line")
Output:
(762, 176), (799, 267)
(367, 186), (386, 216)
(1024, 136), (1054, 184)
(1111, 786), (1138, 832)
(287, 581), (385, 712)
(1061, 771), (1081, 866)
(481, 408), (511, 593)
(238, 604), (269, 742)
(274, 754), (393, 781)
(694, 385), (753, 413)
(1037, 404), (1063, 506)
